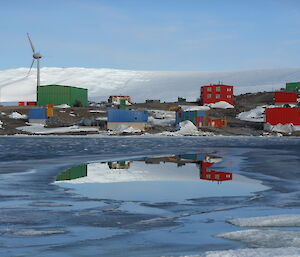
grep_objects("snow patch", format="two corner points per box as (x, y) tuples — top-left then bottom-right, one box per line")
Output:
(149, 110), (175, 119)
(179, 105), (210, 111)
(54, 104), (70, 108)
(109, 124), (142, 134)
(148, 116), (175, 127)
(265, 123), (299, 134)
(89, 110), (106, 113)
(205, 101), (234, 109)
(17, 124), (99, 134)
(157, 120), (213, 136)
(237, 106), (266, 122)
(148, 110), (176, 127)
(8, 112), (27, 119)
(0, 120), (3, 129)
(237, 105), (276, 122)
(95, 117), (107, 121)
(176, 120), (198, 134)
(228, 214), (300, 227)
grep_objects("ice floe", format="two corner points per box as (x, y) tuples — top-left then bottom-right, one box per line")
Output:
(0, 228), (65, 236)
(228, 214), (300, 227)
(217, 229), (300, 248)
(195, 247), (300, 257)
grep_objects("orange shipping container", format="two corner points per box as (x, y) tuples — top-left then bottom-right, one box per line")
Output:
(46, 107), (53, 117)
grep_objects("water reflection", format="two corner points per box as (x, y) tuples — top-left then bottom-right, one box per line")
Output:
(56, 153), (232, 183)
(55, 152), (267, 202)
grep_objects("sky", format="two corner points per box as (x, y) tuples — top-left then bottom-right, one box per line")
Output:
(1, 0), (300, 71)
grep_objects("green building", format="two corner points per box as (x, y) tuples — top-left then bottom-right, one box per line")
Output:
(37, 85), (88, 107)
(286, 82), (300, 92)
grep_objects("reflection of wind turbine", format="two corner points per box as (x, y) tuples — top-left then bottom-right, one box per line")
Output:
(27, 33), (42, 87)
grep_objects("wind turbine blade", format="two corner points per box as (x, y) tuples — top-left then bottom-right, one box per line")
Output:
(27, 33), (35, 53)
(27, 59), (35, 77)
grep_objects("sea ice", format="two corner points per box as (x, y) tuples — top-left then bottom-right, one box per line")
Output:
(0, 228), (65, 236)
(192, 247), (300, 257)
(217, 229), (300, 248)
(228, 214), (300, 227)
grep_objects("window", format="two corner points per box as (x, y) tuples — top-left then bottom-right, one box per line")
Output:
(227, 88), (232, 92)
(216, 94), (220, 99)
(207, 94), (212, 98)
(216, 86), (221, 92)
(215, 174), (220, 180)
(206, 174), (211, 179)
(207, 87), (212, 92)
(227, 95), (231, 98)
(226, 174), (231, 178)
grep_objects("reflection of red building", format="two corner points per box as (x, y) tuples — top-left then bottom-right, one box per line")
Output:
(200, 161), (232, 182)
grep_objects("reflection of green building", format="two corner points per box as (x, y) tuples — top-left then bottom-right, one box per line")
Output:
(56, 164), (87, 181)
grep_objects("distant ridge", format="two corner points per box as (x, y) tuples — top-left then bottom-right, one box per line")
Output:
(0, 67), (300, 102)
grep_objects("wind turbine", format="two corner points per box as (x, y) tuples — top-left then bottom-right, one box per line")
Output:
(27, 33), (42, 87)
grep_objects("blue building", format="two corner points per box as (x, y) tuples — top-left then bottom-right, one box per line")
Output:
(107, 109), (148, 131)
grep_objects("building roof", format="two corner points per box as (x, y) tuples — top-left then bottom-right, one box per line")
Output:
(39, 84), (88, 90)
(201, 84), (233, 88)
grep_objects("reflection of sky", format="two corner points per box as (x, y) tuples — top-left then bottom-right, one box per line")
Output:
(55, 159), (268, 202)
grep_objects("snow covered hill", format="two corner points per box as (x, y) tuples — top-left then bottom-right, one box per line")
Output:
(1, 67), (300, 103)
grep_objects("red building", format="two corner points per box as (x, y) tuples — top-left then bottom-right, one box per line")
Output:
(274, 92), (298, 105)
(207, 117), (227, 128)
(200, 84), (234, 105)
(265, 107), (300, 125)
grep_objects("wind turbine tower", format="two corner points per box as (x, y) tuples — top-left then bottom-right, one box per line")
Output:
(27, 33), (42, 87)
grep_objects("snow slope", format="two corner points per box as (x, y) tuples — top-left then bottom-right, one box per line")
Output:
(1, 67), (300, 102)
